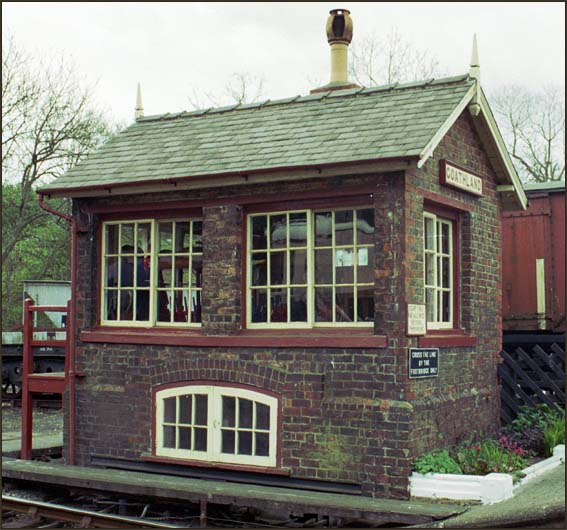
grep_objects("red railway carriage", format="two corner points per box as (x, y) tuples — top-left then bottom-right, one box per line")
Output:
(502, 182), (565, 333)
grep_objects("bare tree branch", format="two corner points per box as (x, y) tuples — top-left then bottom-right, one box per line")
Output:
(188, 72), (266, 109)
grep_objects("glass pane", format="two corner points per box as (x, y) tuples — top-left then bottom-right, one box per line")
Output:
(437, 257), (443, 288)
(356, 209), (374, 245)
(105, 225), (119, 254)
(357, 249), (373, 284)
(334, 210), (353, 246)
(315, 287), (333, 322)
(179, 427), (191, 449)
(195, 394), (208, 426)
(442, 257), (450, 288)
(315, 249), (333, 284)
(238, 431), (252, 455)
(192, 255), (203, 288)
(256, 403), (270, 430)
(425, 253), (435, 286)
(119, 290), (133, 320)
(194, 428), (207, 451)
(164, 397), (176, 423)
(357, 286), (374, 322)
(289, 250), (307, 285)
(441, 223), (450, 254)
(105, 290), (118, 320)
(221, 430), (235, 454)
(335, 249), (354, 284)
(251, 289), (267, 323)
(158, 257), (172, 287)
(315, 212), (332, 247)
(270, 215), (287, 249)
(135, 290), (150, 321)
(222, 396), (236, 427)
(424, 217), (435, 251)
(192, 221), (203, 253)
(120, 224), (135, 250)
(157, 290), (172, 322)
(252, 216), (267, 250)
(173, 291), (188, 323)
(269, 252), (286, 285)
(442, 291), (451, 322)
(270, 288), (287, 322)
(120, 258), (134, 287)
(335, 286), (354, 322)
(174, 257), (190, 287)
(255, 433), (269, 457)
(158, 222), (173, 253)
(190, 290), (202, 323)
(426, 288), (435, 322)
(238, 398), (253, 428)
(289, 212), (307, 247)
(252, 253), (267, 286)
(175, 222), (191, 253)
(179, 395), (192, 424)
(290, 287), (307, 322)
(137, 223), (151, 253)
(163, 426), (175, 448)
(105, 257), (118, 287)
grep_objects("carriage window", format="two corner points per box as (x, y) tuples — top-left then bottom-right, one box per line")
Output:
(101, 219), (202, 327)
(247, 207), (374, 328)
(155, 385), (278, 467)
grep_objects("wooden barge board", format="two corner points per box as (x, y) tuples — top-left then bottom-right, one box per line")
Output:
(2, 459), (466, 524)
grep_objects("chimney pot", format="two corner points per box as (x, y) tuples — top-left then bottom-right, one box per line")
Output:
(326, 9), (353, 43)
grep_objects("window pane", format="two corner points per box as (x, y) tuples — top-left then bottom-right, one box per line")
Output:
(157, 290), (171, 322)
(163, 426), (176, 448)
(164, 397), (176, 423)
(158, 222), (173, 253)
(120, 258), (134, 287)
(442, 257), (451, 288)
(270, 215), (287, 249)
(175, 222), (191, 253)
(192, 221), (203, 253)
(173, 291), (188, 323)
(121, 224), (135, 250)
(174, 257), (190, 288)
(289, 212), (307, 247)
(105, 225), (119, 254)
(179, 395), (192, 424)
(270, 288), (287, 322)
(290, 288), (307, 322)
(222, 396), (236, 427)
(190, 290), (202, 323)
(334, 210), (353, 245)
(158, 257), (172, 287)
(269, 252), (286, 285)
(315, 212), (332, 247)
(290, 250), (307, 285)
(255, 433), (269, 457)
(256, 403), (270, 430)
(315, 249), (333, 284)
(238, 399), (253, 428)
(192, 256), (203, 288)
(356, 209), (374, 245)
(335, 286), (354, 322)
(251, 289), (267, 323)
(195, 394), (208, 426)
(424, 217), (435, 251)
(315, 287), (333, 322)
(179, 427), (191, 449)
(119, 290), (133, 320)
(425, 253), (435, 286)
(252, 216), (267, 250)
(194, 428), (207, 451)
(221, 430), (235, 454)
(357, 248), (373, 283)
(105, 290), (118, 320)
(335, 249), (354, 284)
(441, 222), (450, 254)
(137, 223), (151, 253)
(426, 288), (435, 322)
(357, 286), (374, 322)
(105, 257), (118, 287)
(238, 431), (252, 455)
(441, 291), (451, 322)
(436, 257), (443, 288)
(136, 290), (150, 321)
(252, 253), (267, 286)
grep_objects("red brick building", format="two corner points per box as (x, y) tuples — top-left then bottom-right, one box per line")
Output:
(40, 10), (526, 499)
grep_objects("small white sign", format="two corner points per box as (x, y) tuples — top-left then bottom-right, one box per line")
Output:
(441, 160), (483, 196)
(407, 304), (426, 336)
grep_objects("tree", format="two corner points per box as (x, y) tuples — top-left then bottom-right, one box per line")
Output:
(349, 28), (444, 87)
(2, 37), (114, 330)
(490, 84), (565, 183)
(188, 72), (266, 109)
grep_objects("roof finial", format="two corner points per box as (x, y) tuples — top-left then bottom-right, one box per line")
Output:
(135, 82), (144, 121)
(469, 34), (480, 81)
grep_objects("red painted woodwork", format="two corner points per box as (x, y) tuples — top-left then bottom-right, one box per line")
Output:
(420, 189), (475, 212)
(417, 335), (477, 347)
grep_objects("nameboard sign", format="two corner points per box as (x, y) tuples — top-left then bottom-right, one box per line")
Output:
(409, 348), (439, 379)
(440, 160), (483, 196)
(407, 304), (426, 336)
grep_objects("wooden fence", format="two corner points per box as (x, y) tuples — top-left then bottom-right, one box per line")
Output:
(499, 336), (565, 424)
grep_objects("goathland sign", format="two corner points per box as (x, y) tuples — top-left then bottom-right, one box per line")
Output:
(440, 159), (483, 196)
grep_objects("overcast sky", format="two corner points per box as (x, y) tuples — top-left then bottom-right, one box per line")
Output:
(3, 2), (565, 125)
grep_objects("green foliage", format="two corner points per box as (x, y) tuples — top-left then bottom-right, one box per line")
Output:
(413, 450), (462, 475)
(543, 413), (566, 457)
(510, 404), (562, 433)
(454, 439), (527, 476)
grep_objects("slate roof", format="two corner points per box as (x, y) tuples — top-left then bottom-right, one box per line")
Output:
(41, 75), (475, 193)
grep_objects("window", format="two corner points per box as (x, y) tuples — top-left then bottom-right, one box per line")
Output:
(247, 207), (374, 328)
(155, 385), (278, 467)
(424, 212), (454, 329)
(102, 219), (202, 327)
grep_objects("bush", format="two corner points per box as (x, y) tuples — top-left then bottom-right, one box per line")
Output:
(543, 413), (566, 457)
(454, 439), (527, 476)
(413, 450), (462, 475)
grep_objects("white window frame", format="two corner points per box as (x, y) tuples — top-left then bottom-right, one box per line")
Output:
(100, 218), (202, 328)
(155, 385), (278, 467)
(246, 207), (375, 329)
(424, 212), (454, 330)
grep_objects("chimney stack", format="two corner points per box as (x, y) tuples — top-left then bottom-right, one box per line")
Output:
(311, 8), (359, 94)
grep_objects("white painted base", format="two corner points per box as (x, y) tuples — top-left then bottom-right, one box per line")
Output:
(410, 444), (565, 504)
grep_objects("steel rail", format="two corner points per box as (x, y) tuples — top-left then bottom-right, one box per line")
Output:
(1, 495), (185, 529)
